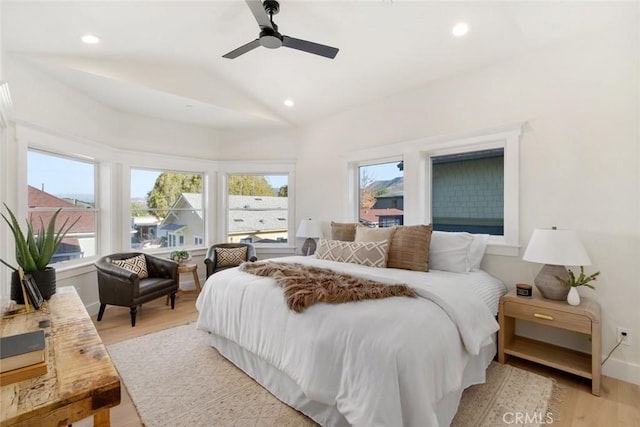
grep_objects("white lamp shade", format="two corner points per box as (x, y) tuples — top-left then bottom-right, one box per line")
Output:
(523, 228), (591, 266)
(296, 219), (322, 239)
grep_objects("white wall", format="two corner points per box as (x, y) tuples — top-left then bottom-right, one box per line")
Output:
(220, 28), (640, 382)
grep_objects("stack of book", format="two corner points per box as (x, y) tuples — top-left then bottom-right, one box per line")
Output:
(0, 329), (47, 386)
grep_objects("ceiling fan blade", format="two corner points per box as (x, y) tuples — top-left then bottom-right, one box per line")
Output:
(282, 36), (339, 59)
(245, 0), (273, 29)
(222, 39), (261, 59)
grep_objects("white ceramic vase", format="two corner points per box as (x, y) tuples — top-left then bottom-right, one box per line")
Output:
(567, 287), (580, 306)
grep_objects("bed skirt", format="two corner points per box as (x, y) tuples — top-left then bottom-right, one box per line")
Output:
(209, 333), (497, 427)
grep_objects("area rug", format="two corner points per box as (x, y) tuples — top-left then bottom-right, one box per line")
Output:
(107, 323), (560, 427)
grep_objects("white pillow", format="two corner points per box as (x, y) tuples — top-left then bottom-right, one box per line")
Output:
(468, 234), (490, 270)
(428, 231), (474, 273)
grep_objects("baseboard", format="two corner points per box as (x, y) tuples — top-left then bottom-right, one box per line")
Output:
(85, 300), (101, 317)
(602, 357), (640, 386)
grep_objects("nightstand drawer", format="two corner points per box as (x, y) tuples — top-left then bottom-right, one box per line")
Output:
(503, 301), (591, 334)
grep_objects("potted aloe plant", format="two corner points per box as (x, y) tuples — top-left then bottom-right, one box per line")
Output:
(1, 203), (79, 302)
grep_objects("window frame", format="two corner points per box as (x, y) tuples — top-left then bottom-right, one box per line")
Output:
(126, 164), (210, 253)
(218, 161), (296, 252)
(26, 148), (100, 264)
(347, 122), (523, 256)
(353, 156), (405, 226)
(15, 125), (113, 270)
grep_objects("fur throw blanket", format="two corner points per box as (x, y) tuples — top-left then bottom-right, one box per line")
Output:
(239, 262), (416, 313)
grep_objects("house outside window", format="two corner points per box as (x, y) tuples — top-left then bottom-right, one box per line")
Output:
(27, 149), (98, 263)
(431, 148), (504, 235)
(358, 161), (404, 228)
(130, 168), (204, 249)
(226, 175), (289, 244)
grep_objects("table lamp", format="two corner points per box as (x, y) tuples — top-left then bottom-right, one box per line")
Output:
(297, 218), (322, 256)
(522, 227), (591, 300)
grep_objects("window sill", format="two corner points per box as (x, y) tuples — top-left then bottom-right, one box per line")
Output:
(486, 242), (520, 257)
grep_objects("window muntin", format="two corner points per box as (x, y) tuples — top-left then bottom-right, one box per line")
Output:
(358, 161), (404, 228)
(431, 148), (504, 235)
(27, 149), (98, 264)
(227, 175), (288, 244)
(130, 169), (204, 250)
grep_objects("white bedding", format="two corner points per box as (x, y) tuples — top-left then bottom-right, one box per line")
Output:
(196, 256), (506, 427)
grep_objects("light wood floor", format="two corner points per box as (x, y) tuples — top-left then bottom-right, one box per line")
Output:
(85, 294), (640, 427)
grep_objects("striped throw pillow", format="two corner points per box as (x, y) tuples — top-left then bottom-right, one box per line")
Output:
(315, 239), (389, 268)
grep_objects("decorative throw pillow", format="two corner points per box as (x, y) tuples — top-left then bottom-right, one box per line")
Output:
(429, 231), (474, 273)
(330, 222), (358, 242)
(315, 239), (389, 268)
(111, 254), (149, 279)
(215, 247), (248, 267)
(354, 225), (396, 242)
(387, 224), (433, 272)
(468, 234), (490, 271)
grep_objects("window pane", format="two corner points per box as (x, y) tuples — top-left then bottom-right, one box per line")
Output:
(131, 169), (204, 249)
(359, 161), (404, 228)
(227, 175), (288, 244)
(431, 149), (504, 235)
(27, 150), (97, 263)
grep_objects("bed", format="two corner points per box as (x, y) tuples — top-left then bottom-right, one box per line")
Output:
(196, 250), (506, 427)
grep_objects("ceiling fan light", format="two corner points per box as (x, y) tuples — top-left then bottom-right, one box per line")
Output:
(452, 22), (469, 37)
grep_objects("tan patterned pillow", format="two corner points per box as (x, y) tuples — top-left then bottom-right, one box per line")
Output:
(315, 239), (389, 268)
(330, 222), (358, 242)
(112, 254), (149, 279)
(215, 247), (248, 267)
(387, 224), (433, 272)
(354, 225), (396, 242)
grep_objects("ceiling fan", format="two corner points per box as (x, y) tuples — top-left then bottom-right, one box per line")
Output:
(223, 0), (339, 59)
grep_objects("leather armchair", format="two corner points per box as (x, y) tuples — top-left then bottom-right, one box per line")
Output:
(204, 243), (257, 278)
(95, 252), (179, 327)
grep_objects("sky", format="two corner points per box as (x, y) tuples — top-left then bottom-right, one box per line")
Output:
(28, 152), (289, 199)
(28, 150), (94, 196)
(359, 161), (403, 183)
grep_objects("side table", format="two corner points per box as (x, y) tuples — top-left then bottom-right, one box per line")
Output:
(498, 289), (601, 395)
(166, 263), (201, 305)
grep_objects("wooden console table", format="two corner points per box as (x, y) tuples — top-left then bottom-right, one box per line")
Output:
(1, 286), (121, 426)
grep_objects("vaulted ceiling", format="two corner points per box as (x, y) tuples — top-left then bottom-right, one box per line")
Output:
(2, 1), (634, 132)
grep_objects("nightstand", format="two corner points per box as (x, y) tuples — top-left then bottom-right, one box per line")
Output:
(498, 289), (601, 395)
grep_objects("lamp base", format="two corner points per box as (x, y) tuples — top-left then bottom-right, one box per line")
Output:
(301, 238), (317, 256)
(534, 264), (570, 300)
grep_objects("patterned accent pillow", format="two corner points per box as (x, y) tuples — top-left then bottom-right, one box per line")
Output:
(215, 247), (248, 267)
(112, 254), (149, 279)
(330, 222), (358, 242)
(354, 225), (396, 242)
(387, 224), (433, 272)
(315, 239), (389, 268)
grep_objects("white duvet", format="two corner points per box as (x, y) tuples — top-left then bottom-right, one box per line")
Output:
(196, 256), (500, 427)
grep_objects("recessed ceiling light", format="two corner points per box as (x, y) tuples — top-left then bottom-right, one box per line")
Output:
(452, 22), (469, 37)
(284, 99), (295, 108)
(81, 34), (101, 44)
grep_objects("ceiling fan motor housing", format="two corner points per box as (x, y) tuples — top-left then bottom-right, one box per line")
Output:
(259, 28), (283, 48)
